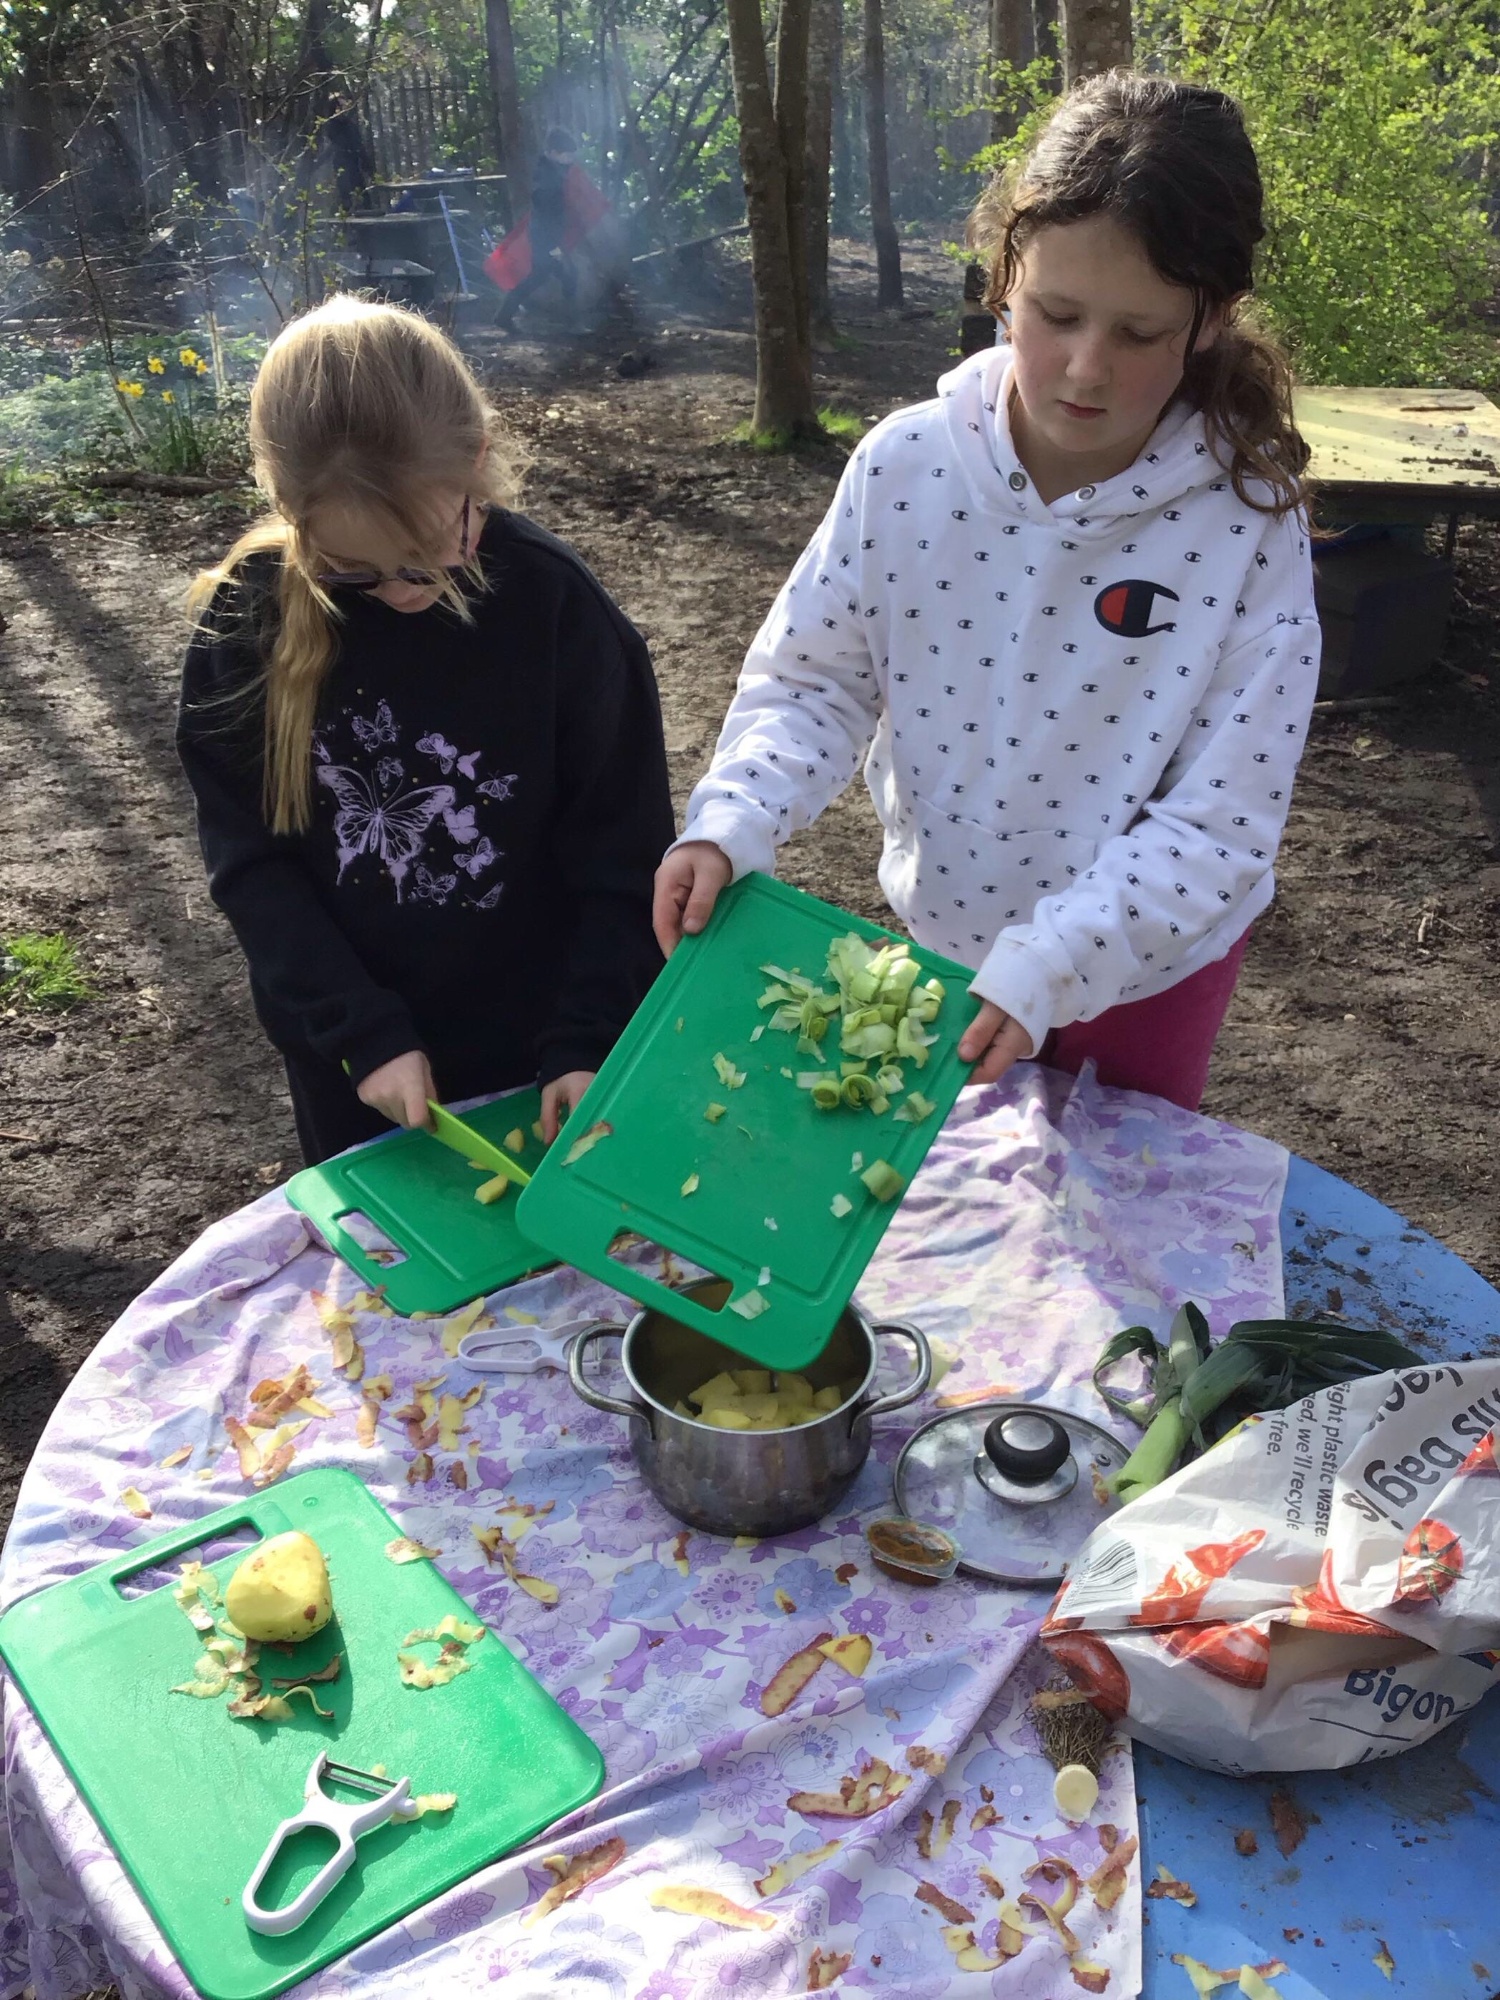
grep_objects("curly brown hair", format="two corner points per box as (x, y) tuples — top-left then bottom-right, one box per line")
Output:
(969, 71), (1309, 520)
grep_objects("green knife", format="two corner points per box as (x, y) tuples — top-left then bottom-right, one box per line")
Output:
(425, 1101), (533, 1189)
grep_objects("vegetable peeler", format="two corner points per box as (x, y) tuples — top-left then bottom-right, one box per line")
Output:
(456, 1316), (597, 1374)
(243, 1754), (418, 1936)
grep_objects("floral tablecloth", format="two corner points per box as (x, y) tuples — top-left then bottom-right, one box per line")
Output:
(0, 1064), (1289, 2000)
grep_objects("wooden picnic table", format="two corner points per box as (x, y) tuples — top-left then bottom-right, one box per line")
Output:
(1294, 385), (1500, 550)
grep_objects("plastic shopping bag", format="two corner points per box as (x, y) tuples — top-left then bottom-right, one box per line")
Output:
(1041, 1360), (1500, 1773)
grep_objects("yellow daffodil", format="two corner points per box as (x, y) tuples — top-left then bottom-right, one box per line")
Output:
(116, 380), (145, 398)
(179, 346), (200, 367)
(161, 389), (175, 404)
(147, 356), (166, 374)
(196, 359), (210, 376)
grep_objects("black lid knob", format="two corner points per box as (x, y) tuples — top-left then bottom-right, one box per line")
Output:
(983, 1410), (1070, 1485)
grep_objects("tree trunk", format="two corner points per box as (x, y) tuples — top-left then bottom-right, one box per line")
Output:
(830, 0), (852, 231)
(725, 0), (818, 438)
(1059, 0), (1130, 85)
(1033, 0), (1061, 89)
(805, 0), (837, 341)
(485, 0), (527, 220)
(862, 0), (901, 309)
(774, 0), (814, 358)
(988, 0), (1033, 146)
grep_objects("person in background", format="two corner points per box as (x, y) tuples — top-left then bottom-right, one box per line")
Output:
(493, 130), (607, 331)
(654, 72), (1320, 1114)
(178, 296), (671, 1165)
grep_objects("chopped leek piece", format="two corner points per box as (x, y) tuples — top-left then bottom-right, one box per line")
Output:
(859, 1160), (905, 1203)
(729, 1288), (770, 1321)
(713, 1052), (747, 1089)
(750, 1023), (766, 1042)
(675, 1015), (685, 1033)
(705, 1102), (728, 1122)
(870, 1091), (889, 1115)
(842, 1073), (879, 1109)
(759, 984), (794, 1007)
(851, 1151), (864, 1171)
(840, 1061), (870, 1078)
(758, 1266), (772, 1287)
(764, 1216), (779, 1231)
(810, 1078), (842, 1111)
(831, 1192), (854, 1218)
(681, 1173), (700, 1197)
(894, 1091), (937, 1124)
(780, 1066), (795, 1079)
(796, 1072), (825, 1089)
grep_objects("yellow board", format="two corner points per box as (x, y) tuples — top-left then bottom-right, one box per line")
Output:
(1294, 386), (1500, 510)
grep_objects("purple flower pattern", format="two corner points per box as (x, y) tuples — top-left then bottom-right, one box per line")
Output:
(0, 1065), (1290, 1998)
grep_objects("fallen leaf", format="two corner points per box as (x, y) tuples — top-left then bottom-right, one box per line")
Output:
(807, 1946), (853, 1990)
(1147, 1864), (1197, 1907)
(916, 1881), (974, 1924)
(386, 1537), (440, 1565)
(1373, 1941), (1396, 1980)
(760, 1634), (834, 1717)
(159, 1446), (192, 1469)
(120, 1486), (152, 1519)
(522, 1838), (627, 1927)
(754, 1838), (839, 1898)
(648, 1885), (775, 1931)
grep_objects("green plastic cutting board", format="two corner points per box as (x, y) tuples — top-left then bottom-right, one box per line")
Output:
(516, 873), (977, 1369)
(0, 1470), (603, 2000)
(285, 1091), (555, 1314)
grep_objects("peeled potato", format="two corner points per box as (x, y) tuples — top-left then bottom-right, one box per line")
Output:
(225, 1531), (333, 1644)
(777, 1373), (814, 1404)
(812, 1386), (844, 1413)
(731, 1369), (773, 1394)
(1053, 1763), (1099, 1822)
(703, 1405), (754, 1430)
(689, 1372), (742, 1410)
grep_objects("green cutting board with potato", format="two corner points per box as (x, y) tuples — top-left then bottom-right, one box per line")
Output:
(0, 1470), (603, 2000)
(286, 1090), (555, 1314)
(516, 873), (978, 1369)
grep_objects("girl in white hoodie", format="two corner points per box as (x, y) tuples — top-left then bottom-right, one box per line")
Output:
(654, 71), (1319, 1112)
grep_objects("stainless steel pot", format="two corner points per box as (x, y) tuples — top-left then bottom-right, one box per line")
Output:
(567, 1279), (932, 1537)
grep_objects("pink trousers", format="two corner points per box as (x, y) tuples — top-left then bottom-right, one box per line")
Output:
(1039, 930), (1252, 1113)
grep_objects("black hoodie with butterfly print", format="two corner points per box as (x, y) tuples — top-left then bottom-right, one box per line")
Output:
(177, 510), (673, 1133)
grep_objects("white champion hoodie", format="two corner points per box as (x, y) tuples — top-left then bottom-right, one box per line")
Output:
(679, 344), (1320, 1051)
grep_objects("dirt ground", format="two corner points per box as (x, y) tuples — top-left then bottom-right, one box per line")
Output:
(3, 237), (1498, 1538)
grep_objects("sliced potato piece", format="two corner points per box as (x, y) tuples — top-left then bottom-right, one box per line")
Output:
(703, 1406), (754, 1431)
(688, 1372), (742, 1410)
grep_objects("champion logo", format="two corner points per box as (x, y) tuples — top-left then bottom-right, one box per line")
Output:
(1094, 579), (1181, 637)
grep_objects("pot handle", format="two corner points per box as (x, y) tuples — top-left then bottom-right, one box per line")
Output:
(567, 1323), (652, 1432)
(862, 1320), (933, 1420)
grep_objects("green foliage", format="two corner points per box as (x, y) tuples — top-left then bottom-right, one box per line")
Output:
(1139, 0), (1500, 385)
(0, 933), (93, 1011)
(0, 334), (259, 476)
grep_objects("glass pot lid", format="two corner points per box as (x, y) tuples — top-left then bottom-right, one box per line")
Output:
(892, 1400), (1127, 1585)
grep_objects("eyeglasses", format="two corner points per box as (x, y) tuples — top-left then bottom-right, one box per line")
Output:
(313, 496), (475, 591)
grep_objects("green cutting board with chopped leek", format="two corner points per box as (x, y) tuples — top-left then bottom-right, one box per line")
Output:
(515, 873), (977, 1369)
(0, 1469), (603, 2000)
(285, 1090), (555, 1315)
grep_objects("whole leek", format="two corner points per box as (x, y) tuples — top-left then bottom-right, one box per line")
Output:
(1095, 1306), (1423, 1504)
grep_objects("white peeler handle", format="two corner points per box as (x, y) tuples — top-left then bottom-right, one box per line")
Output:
(243, 1758), (415, 1936)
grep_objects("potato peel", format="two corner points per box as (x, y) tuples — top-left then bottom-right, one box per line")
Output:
(522, 1836), (627, 1928)
(1147, 1864), (1197, 1907)
(398, 1646), (473, 1689)
(788, 1756), (910, 1820)
(412, 1792), (458, 1816)
(754, 1838), (839, 1898)
(649, 1885), (775, 1931)
(760, 1633), (833, 1716)
(562, 1120), (613, 1166)
(916, 1882), (974, 1924)
(1085, 1832), (1137, 1912)
(815, 1633), (872, 1678)
(807, 1948), (853, 1990)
